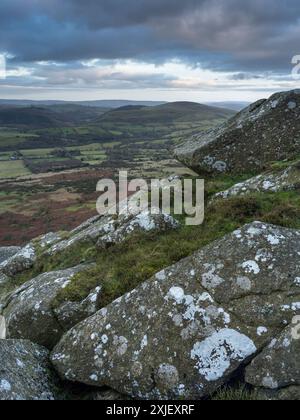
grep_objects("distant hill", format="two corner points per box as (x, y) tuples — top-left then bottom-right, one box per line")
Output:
(98, 101), (235, 125)
(0, 99), (165, 109)
(0, 106), (70, 128)
(206, 101), (250, 111)
(0, 104), (107, 128)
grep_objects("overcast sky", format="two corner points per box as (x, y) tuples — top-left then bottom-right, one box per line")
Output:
(0, 0), (299, 102)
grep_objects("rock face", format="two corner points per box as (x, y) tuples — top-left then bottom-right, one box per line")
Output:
(47, 211), (179, 256)
(174, 90), (300, 175)
(246, 324), (300, 396)
(51, 222), (300, 399)
(0, 315), (5, 339)
(213, 163), (300, 200)
(2, 265), (100, 349)
(0, 247), (21, 264)
(97, 211), (180, 249)
(0, 244), (36, 277)
(0, 340), (62, 400)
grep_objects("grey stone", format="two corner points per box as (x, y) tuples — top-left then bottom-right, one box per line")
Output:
(0, 339), (62, 400)
(0, 246), (21, 264)
(212, 163), (300, 200)
(0, 244), (36, 277)
(51, 222), (300, 399)
(2, 265), (98, 349)
(174, 90), (300, 175)
(246, 324), (300, 391)
(97, 211), (180, 249)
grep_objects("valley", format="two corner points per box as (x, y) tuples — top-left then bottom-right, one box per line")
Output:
(0, 101), (234, 245)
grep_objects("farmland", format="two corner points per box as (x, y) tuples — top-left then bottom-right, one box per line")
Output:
(0, 101), (235, 244)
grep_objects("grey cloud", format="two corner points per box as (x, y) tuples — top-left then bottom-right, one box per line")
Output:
(0, 0), (299, 74)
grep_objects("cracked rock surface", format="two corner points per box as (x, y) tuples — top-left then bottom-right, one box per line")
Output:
(0, 340), (62, 400)
(2, 265), (100, 349)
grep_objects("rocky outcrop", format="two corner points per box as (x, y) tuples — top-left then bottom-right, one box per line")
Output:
(213, 163), (300, 200)
(2, 265), (100, 349)
(47, 211), (179, 256)
(174, 90), (300, 175)
(0, 244), (36, 277)
(246, 324), (300, 397)
(97, 211), (180, 249)
(51, 222), (300, 399)
(0, 340), (62, 400)
(0, 247), (21, 264)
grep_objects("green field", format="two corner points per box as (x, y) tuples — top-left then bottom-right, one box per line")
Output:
(0, 130), (39, 148)
(0, 160), (31, 179)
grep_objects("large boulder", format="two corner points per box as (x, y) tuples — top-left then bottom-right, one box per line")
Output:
(47, 211), (179, 256)
(212, 163), (300, 200)
(97, 211), (180, 249)
(0, 244), (36, 277)
(246, 324), (300, 397)
(2, 265), (101, 349)
(52, 222), (300, 399)
(0, 247), (21, 264)
(174, 90), (300, 175)
(0, 340), (62, 400)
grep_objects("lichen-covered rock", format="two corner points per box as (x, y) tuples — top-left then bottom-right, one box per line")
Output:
(53, 286), (102, 332)
(47, 210), (179, 256)
(246, 324), (300, 392)
(0, 315), (5, 339)
(0, 340), (62, 400)
(46, 215), (124, 256)
(0, 246), (21, 264)
(2, 265), (100, 349)
(0, 244), (36, 277)
(35, 232), (63, 250)
(97, 211), (180, 248)
(213, 164), (300, 200)
(174, 90), (300, 175)
(52, 222), (300, 400)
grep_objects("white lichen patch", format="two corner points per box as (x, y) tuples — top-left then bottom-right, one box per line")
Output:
(242, 260), (260, 275)
(236, 276), (252, 291)
(191, 329), (257, 382)
(202, 264), (225, 289)
(0, 379), (12, 392)
(167, 287), (185, 304)
(262, 376), (279, 389)
(257, 326), (268, 336)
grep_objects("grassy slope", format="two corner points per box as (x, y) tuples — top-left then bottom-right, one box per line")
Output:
(14, 167), (300, 310)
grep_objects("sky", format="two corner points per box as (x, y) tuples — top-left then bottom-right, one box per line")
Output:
(0, 0), (299, 102)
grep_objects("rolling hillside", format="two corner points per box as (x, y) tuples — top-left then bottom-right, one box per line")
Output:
(98, 101), (235, 125)
(0, 104), (107, 128)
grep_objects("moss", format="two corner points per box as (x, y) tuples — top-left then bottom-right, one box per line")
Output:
(269, 157), (300, 172)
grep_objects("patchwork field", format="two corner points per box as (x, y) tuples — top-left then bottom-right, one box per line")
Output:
(0, 101), (235, 245)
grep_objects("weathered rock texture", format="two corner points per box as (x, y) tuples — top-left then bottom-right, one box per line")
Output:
(174, 90), (300, 175)
(2, 265), (100, 349)
(47, 211), (179, 256)
(51, 222), (300, 399)
(246, 324), (300, 396)
(0, 247), (21, 265)
(0, 244), (36, 277)
(213, 163), (300, 200)
(0, 340), (62, 400)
